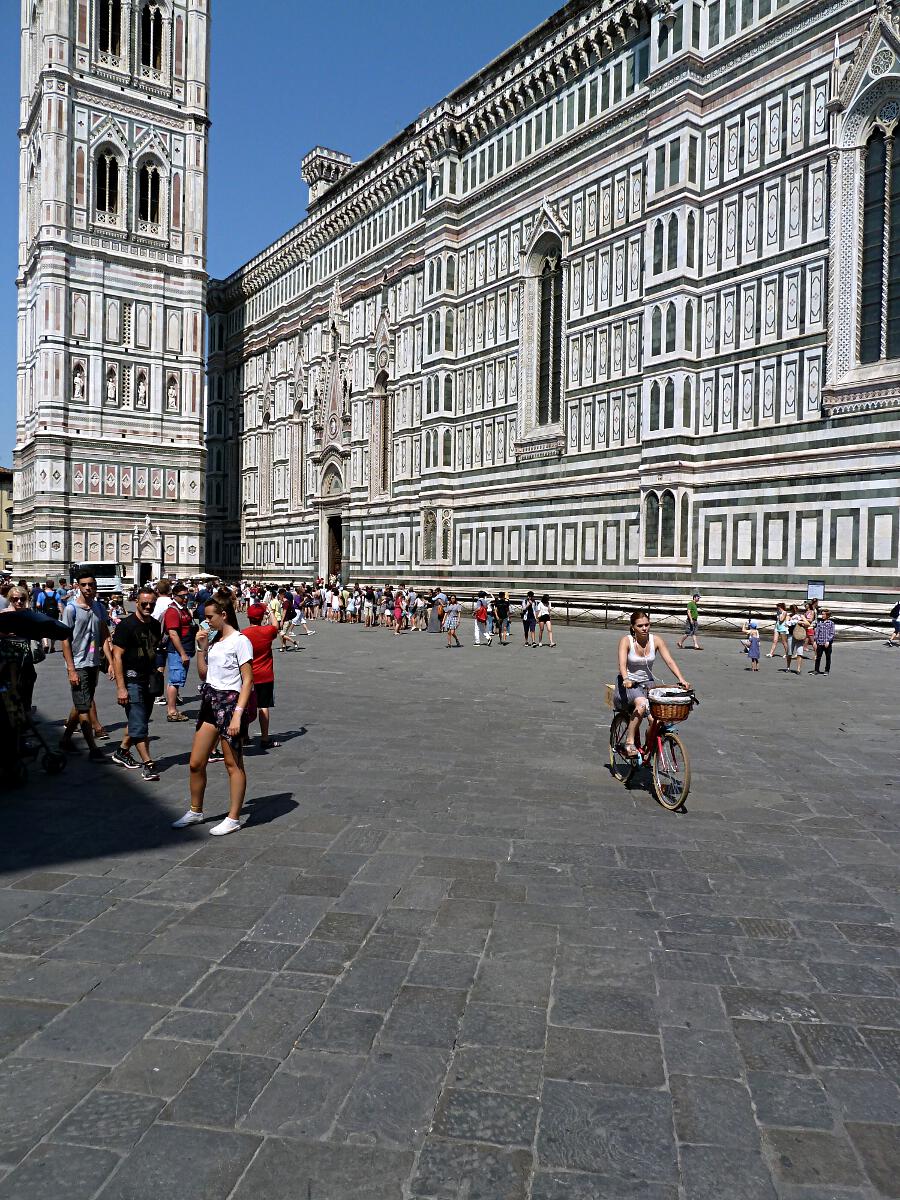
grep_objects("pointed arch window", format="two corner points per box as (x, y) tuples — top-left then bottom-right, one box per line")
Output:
(686, 212), (696, 268)
(443, 375), (453, 412)
(95, 151), (119, 217)
(651, 306), (662, 355)
(665, 304), (677, 353)
(653, 221), (664, 273)
(442, 429), (453, 467)
(860, 125), (900, 363)
(538, 252), (563, 424)
(649, 381), (660, 430)
(682, 378), (692, 428)
(660, 490), (677, 557)
(679, 493), (690, 558)
(140, 2), (163, 71)
(138, 161), (161, 224)
(664, 378), (675, 428)
(684, 300), (694, 350)
(645, 493), (660, 557)
(667, 215), (678, 270)
(98, 0), (122, 56)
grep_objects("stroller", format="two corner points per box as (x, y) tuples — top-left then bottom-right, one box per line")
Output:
(0, 610), (70, 784)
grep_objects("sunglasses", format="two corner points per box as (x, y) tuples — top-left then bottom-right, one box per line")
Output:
(9, 595), (26, 604)
(138, 602), (155, 610)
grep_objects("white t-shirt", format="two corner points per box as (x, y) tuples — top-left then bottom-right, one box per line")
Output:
(152, 596), (173, 622)
(206, 631), (253, 691)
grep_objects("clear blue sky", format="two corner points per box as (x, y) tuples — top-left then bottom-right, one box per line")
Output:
(0, 0), (558, 465)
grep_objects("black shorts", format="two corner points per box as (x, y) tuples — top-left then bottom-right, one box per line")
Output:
(255, 681), (274, 708)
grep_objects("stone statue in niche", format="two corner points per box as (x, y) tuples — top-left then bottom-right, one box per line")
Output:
(137, 375), (147, 407)
(105, 369), (117, 404)
(72, 365), (85, 400)
(166, 377), (179, 411)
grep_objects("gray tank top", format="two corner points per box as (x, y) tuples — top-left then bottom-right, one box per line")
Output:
(626, 634), (656, 685)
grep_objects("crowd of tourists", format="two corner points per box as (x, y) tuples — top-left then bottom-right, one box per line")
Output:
(2, 568), (894, 835)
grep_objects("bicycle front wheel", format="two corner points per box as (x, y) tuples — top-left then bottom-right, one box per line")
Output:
(609, 713), (634, 784)
(652, 729), (691, 810)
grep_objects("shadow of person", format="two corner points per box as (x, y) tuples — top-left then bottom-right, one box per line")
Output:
(241, 792), (298, 827)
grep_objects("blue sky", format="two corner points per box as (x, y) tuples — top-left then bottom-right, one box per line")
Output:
(0, 0), (557, 464)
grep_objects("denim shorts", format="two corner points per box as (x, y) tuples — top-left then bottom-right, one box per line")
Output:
(166, 650), (190, 688)
(125, 680), (152, 741)
(70, 666), (99, 713)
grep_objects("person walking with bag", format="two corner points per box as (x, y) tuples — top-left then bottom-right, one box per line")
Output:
(171, 600), (255, 837)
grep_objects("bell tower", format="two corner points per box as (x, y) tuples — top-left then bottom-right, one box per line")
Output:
(14, 0), (210, 582)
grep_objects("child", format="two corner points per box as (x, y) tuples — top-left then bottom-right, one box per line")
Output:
(742, 619), (760, 670)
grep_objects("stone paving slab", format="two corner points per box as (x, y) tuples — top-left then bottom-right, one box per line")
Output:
(0, 620), (897, 1197)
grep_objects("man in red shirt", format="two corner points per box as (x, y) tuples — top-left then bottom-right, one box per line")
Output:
(242, 604), (280, 749)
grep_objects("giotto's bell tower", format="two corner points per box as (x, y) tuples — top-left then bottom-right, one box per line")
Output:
(14, 0), (210, 582)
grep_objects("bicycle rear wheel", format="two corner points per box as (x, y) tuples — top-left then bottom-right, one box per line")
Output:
(652, 729), (690, 810)
(609, 713), (635, 784)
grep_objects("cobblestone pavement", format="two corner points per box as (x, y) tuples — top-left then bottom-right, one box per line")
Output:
(1, 619), (898, 1199)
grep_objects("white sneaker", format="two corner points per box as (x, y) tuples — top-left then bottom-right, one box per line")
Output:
(172, 810), (204, 828)
(154, 697), (167, 706)
(210, 817), (241, 837)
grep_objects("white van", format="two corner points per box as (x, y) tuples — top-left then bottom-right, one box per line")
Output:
(69, 561), (125, 596)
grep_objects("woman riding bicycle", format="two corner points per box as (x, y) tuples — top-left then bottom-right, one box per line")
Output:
(617, 609), (690, 757)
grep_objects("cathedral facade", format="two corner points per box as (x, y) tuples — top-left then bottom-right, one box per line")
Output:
(13, 0), (209, 584)
(207, 0), (900, 611)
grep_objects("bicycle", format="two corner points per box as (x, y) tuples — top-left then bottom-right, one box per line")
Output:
(607, 684), (699, 810)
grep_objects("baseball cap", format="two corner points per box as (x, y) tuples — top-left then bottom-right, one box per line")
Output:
(247, 604), (266, 620)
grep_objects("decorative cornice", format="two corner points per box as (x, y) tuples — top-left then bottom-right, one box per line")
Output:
(514, 433), (567, 462)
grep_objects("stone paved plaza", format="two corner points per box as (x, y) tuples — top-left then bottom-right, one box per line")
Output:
(1, 619), (898, 1199)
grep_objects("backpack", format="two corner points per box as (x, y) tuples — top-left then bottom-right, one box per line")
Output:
(475, 602), (487, 621)
(892, 602), (900, 621)
(40, 591), (60, 620)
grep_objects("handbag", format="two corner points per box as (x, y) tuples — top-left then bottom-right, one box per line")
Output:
(147, 669), (165, 698)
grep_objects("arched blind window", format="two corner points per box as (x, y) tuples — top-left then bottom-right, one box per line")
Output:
(860, 127), (900, 363)
(98, 0), (122, 54)
(649, 381), (660, 430)
(538, 255), (563, 424)
(96, 153), (119, 213)
(141, 2), (163, 70)
(138, 162), (160, 223)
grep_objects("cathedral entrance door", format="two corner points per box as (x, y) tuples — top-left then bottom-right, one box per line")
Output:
(139, 562), (153, 586)
(327, 514), (342, 581)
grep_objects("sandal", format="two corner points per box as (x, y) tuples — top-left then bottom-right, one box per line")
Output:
(166, 712), (190, 722)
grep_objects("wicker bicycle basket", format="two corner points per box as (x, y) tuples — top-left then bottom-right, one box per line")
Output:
(648, 690), (693, 723)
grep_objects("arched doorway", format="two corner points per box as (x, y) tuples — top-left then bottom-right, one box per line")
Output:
(319, 464), (346, 582)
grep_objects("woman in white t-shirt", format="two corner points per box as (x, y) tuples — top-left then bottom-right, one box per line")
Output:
(172, 600), (254, 837)
(536, 594), (557, 648)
